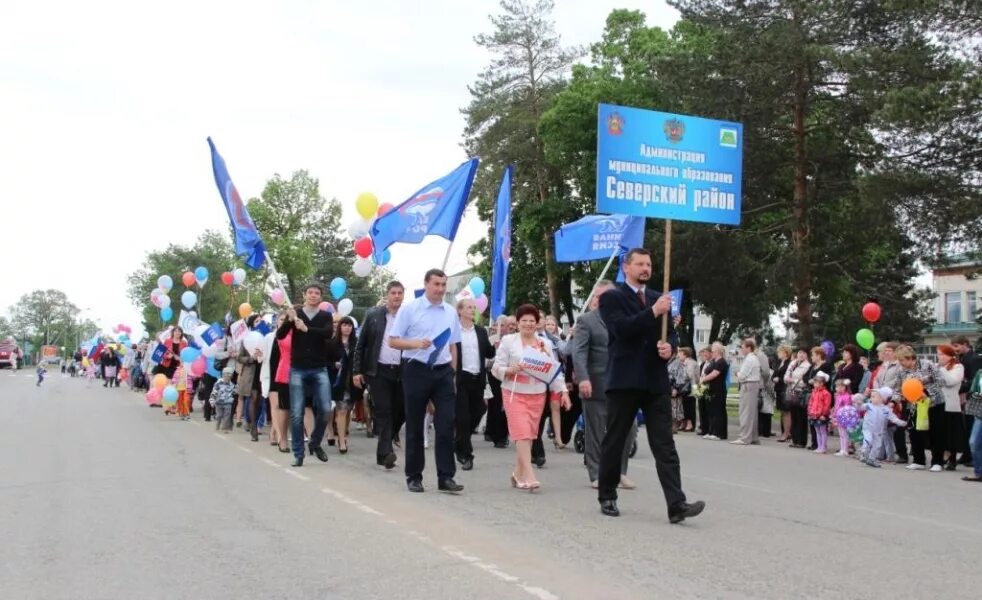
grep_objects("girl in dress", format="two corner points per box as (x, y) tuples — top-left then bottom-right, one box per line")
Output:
(832, 379), (854, 456)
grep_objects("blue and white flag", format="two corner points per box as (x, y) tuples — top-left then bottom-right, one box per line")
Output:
(207, 137), (266, 270)
(554, 214), (645, 263)
(370, 158), (479, 263)
(490, 166), (512, 321)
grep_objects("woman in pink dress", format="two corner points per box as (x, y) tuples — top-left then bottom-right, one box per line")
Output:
(492, 304), (570, 490)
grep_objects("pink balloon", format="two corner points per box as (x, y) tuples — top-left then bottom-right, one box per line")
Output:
(146, 388), (162, 405)
(318, 301), (335, 313)
(190, 356), (207, 378)
(270, 289), (286, 306)
(475, 294), (489, 313)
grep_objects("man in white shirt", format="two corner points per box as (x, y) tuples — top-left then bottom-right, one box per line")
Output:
(389, 269), (463, 494)
(453, 298), (494, 472)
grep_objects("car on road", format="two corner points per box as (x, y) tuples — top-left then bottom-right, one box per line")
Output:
(0, 338), (23, 369)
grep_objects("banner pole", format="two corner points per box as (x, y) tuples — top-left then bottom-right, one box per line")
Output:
(440, 238), (455, 273)
(579, 244), (621, 313)
(661, 219), (673, 342)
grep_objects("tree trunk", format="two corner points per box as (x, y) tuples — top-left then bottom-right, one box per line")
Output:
(708, 314), (721, 345)
(791, 58), (813, 347)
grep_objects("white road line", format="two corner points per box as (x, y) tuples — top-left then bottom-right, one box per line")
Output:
(188, 420), (200, 427)
(443, 546), (556, 599)
(237, 446), (253, 454)
(847, 504), (982, 536)
(284, 470), (310, 481)
(213, 433), (228, 441)
(259, 457), (281, 468)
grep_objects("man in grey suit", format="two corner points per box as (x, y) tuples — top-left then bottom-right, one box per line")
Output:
(572, 280), (636, 489)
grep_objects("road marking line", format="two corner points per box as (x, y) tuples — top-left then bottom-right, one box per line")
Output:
(285, 470), (310, 481)
(443, 546), (556, 599)
(847, 504), (982, 536)
(188, 420), (200, 426)
(237, 446), (253, 454)
(259, 457), (281, 468)
(213, 433), (228, 441)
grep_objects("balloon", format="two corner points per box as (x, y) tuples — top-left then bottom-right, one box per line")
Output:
(157, 275), (173, 292)
(243, 331), (264, 354)
(318, 301), (335, 313)
(377, 202), (394, 217)
(182, 272), (196, 287)
(146, 387), (163, 405)
(329, 277), (347, 299)
(190, 356), (207, 378)
(353, 236), (374, 259)
(475, 294), (489, 313)
(160, 306), (174, 322)
(862, 302), (882, 323)
(201, 343), (218, 358)
(347, 218), (372, 240)
(468, 277), (486, 297)
(901, 378), (925, 402)
(352, 257), (372, 277)
(856, 328), (875, 350)
(112, 326), (119, 334)
(194, 266), (209, 284)
(158, 295), (171, 309)
(153, 374), (169, 389)
(375, 249), (392, 266)
(181, 290), (197, 309)
(221, 271), (234, 286)
(239, 303), (253, 319)
(355, 192), (379, 220)
(179, 346), (201, 364)
(162, 385), (179, 405)
(270, 289), (286, 306)
(205, 356), (221, 378)
(338, 298), (354, 317)
(348, 316), (358, 330)
(232, 268), (246, 285)
(150, 289), (163, 307)
(820, 340), (835, 360)
(834, 405), (861, 431)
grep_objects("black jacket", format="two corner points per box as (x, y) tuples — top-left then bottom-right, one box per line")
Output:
(276, 309), (333, 370)
(960, 350), (982, 394)
(598, 283), (678, 394)
(353, 305), (395, 378)
(454, 324), (495, 387)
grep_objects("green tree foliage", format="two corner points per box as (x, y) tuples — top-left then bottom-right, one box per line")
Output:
(8, 289), (87, 350)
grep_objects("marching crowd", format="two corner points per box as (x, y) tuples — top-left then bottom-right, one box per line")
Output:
(65, 257), (982, 521)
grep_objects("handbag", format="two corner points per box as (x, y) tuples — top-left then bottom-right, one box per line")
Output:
(966, 392), (982, 419)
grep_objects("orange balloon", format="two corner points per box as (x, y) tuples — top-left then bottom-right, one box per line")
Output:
(239, 303), (253, 319)
(182, 272), (196, 287)
(901, 378), (924, 402)
(153, 374), (169, 389)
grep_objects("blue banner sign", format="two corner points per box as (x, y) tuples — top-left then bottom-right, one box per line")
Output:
(596, 104), (742, 226)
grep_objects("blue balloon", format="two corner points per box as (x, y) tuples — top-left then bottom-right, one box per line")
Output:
(181, 290), (197, 309)
(179, 347), (200, 363)
(377, 249), (392, 266)
(468, 276), (486, 297)
(205, 357), (221, 378)
(162, 385), (179, 404)
(160, 306), (173, 322)
(194, 266), (209, 282)
(330, 277), (347, 299)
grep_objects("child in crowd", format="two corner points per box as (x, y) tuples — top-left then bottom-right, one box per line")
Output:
(174, 363), (191, 421)
(832, 379), (853, 456)
(808, 372), (833, 453)
(210, 367), (236, 432)
(36, 364), (45, 387)
(859, 387), (907, 468)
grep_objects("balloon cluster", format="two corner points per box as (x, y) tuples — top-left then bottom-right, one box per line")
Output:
(347, 192), (394, 278)
(834, 405), (861, 432)
(220, 268), (246, 287)
(469, 277), (489, 313)
(854, 301), (881, 351)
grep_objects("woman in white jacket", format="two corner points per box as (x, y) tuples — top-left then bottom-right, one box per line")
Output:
(937, 344), (965, 471)
(492, 304), (570, 490)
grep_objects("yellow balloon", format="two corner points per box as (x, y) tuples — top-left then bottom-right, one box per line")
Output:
(239, 302), (253, 319)
(355, 192), (379, 220)
(82, 358), (90, 368)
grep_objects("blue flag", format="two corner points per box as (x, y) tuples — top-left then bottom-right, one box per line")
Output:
(207, 137), (266, 270)
(370, 158), (480, 262)
(490, 166), (512, 321)
(427, 328), (452, 367)
(554, 214), (645, 263)
(669, 289), (683, 317)
(151, 343), (167, 363)
(201, 323), (225, 347)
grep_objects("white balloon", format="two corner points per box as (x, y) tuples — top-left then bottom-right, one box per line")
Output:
(347, 218), (373, 240)
(233, 268), (247, 285)
(338, 298), (354, 317)
(158, 295), (171, 309)
(201, 343), (218, 358)
(243, 331), (264, 354)
(352, 257), (372, 277)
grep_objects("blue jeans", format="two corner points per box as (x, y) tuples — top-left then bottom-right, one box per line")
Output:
(289, 367), (332, 459)
(970, 419), (982, 477)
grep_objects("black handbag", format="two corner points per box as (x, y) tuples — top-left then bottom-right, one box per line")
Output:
(966, 392), (982, 419)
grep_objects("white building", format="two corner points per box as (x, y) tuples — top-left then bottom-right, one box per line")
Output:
(920, 254), (982, 353)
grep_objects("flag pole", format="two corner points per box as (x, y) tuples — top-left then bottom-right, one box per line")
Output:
(264, 251), (289, 300)
(661, 219), (673, 342)
(579, 244), (621, 313)
(440, 238), (455, 272)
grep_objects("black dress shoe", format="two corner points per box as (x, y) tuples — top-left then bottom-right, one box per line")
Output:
(493, 441), (509, 449)
(407, 480), (424, 493)
(600, 500), (620, 517)
(668, 500), (706, 524)
(309, 444), (329, 462)
(377, 453), (397, 470)
(533, 456), (546, 468)
(291, 456), (304, 467)
(438, 479), (464, 493)
(461, 458), (474, 471)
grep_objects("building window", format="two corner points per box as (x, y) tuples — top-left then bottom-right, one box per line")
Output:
(968, 291), (978, 322)
(695, 329), (706, 343)
(945, 292), (961, 324)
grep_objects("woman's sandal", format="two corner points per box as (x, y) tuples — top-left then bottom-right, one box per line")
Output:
(961, 475), (982, 482)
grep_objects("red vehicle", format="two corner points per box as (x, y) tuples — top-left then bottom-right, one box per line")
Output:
(0, 337), (23, 369)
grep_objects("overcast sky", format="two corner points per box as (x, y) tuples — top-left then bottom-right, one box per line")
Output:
(0, 0), (678, 340)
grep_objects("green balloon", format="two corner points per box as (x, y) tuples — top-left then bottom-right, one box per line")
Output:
(856, 328), (875, 350)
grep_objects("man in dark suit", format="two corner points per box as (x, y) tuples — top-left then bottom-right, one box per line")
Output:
(353, 281), (406, 470)
(453, 297), (495, 471)
(596, 248), (705, 523)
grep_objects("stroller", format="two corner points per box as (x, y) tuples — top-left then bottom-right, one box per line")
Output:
(573, 409), (643, 457)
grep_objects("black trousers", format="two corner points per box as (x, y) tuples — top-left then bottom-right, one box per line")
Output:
(758, 411), (773, 437)
(198, 374), (218, 421)
(709, 391), (728, 439)
(911, 428), (930, 466)
(402, 361), (456, 483)
(790, 403), (809, 447)
(682, 395), (696, 426)
(485, 375), (508, 443)
(561, 390), (582, 445)
(455, 371), (487, 460)
(697, 395), (710, 435)
(598, 389), (685, 509)
(531, 400), (551, 462)
(369, 364), (404, 461)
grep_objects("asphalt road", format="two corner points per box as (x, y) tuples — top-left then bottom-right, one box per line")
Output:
(2, 371), (980, 600)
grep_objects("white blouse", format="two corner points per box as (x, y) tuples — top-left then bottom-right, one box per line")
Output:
(938, 363), (964, 413)
(491, 333), (567, 396)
